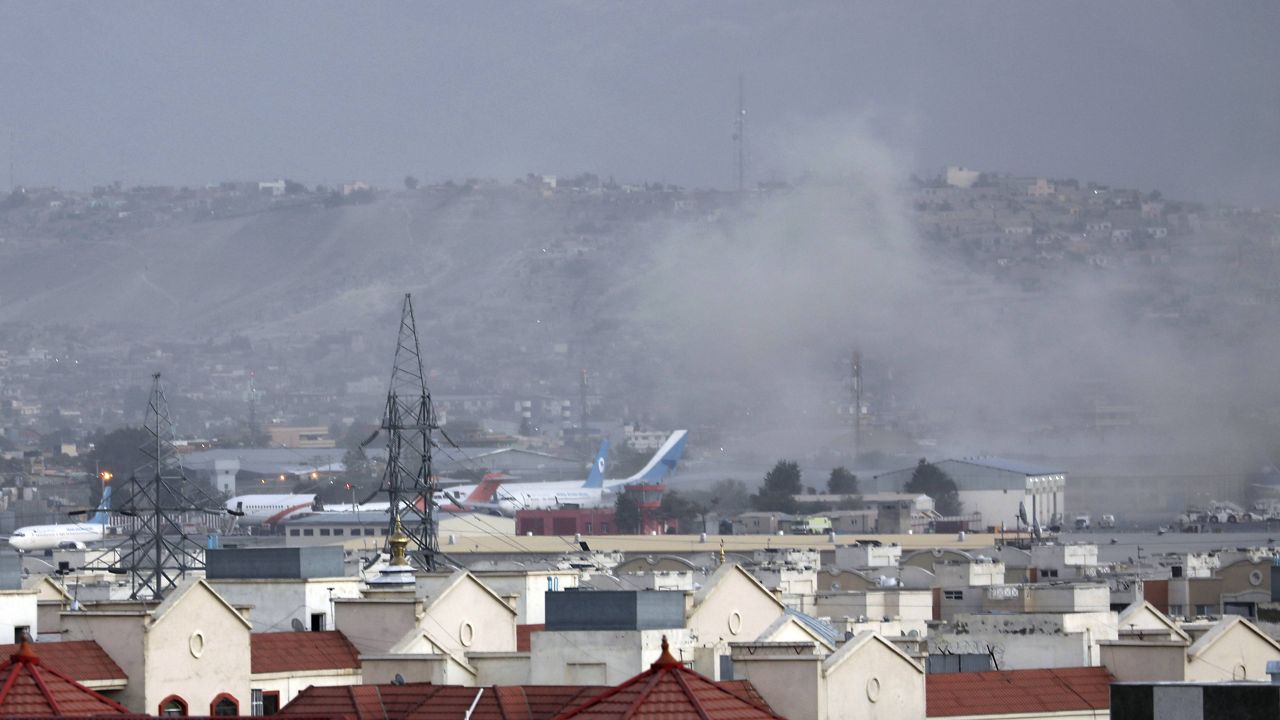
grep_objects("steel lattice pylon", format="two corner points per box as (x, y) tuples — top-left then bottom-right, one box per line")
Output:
(108, 373), (223, 600)
(378, 294), (442, 570)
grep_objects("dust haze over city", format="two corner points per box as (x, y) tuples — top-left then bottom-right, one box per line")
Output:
(2, 2), (1280, 525)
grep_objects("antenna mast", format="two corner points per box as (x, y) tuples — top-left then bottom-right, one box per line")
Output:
(378, 294), (442, 570)
(733, 76), (746, 194)
(851, 350), (863, 463)
(108, 374), (222, 600)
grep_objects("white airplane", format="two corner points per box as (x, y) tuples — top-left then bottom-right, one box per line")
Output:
(6, 487), (113, 552)
(434, 430), (689, 516)
(224, 493), (319, 525)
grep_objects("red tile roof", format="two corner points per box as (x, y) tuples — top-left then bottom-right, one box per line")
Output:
(251, 631), (362, 675)
(0, 642), (132, 717)
(927, 666), (1114, 718)
(0, 641), (126, 684)
(553, 637), (785, 720)
(277, 683), (609, 720)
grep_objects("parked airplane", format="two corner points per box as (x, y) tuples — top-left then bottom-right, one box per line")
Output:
(224, 493), (319, 525)
(435, 430), (689, 516)
(6, 486), (113, 552)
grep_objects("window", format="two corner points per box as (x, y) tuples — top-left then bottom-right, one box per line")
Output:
(332, 528), (344, 536)
(584, 522), (593, 534)
(381, 528), (390, 536)
(310, 612), (326, 631)
(601, 522), (610, 534)
(13, 626), (30, 643)
(289, 529), (300, 536)
(302, 529), (314, 536)
(319, 528), (331, 536)
(943, 590), (964, 600)
(1195, 604), (1216, 617)
(364, 528), (376, 536)
(1041, 568), (1059, 578)
(159, 695), (188, 716)
(211, 694), (239, 716)
(1171, 565), (1184, 578)
(251, 690), (263, 716)
(260, 691), (280, 716)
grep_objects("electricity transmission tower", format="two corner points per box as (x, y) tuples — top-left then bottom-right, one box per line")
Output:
(377, 294), (442, 570)
(108, 374), (223, 600)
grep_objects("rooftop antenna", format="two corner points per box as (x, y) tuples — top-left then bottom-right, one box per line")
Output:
(850, 350), (863, 463)
(376, 294), (442, 571)
(733, 75), (747, 194)
(579, 369), (588, 430)
(107, 373), (224, 600)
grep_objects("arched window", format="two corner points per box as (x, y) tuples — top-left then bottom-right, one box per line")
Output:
(159, 695), (188, 717)
(211, 694), (239, 716)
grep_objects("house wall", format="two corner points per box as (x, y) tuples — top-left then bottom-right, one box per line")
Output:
(530, 629), (690, 685)
(207, 577), (362, 632)
(0, 590), (38, 642)
(469, 653), (533, 685)
(823, 639), (925, 720)
(471, 571), (579, 625)
(1185, 626), (1280, 681)
(686, 569), (787, 678)
(335, 599), (418, 654)
(251, 669), (361, 708)
(420, 577), (516, 654)
(361, 655), (455, 685)
(143, 586), (252, 716)
(731, 656), (824, 720)
(1100, 642), (1187, 681)
(62, 613), (147, 711)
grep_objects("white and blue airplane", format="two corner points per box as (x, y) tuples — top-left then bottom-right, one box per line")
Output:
(435, 430), (689, 516)
(6, 486), (113, 551)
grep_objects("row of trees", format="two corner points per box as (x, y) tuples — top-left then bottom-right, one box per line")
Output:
(749, 458), (961, 516)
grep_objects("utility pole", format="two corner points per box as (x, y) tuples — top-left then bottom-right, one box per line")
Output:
(733, 76), (746, 194)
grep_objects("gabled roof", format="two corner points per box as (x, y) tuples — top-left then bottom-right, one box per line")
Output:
(1187, 615), (1280, 659)
(150, 577), (252, 630)
(1117, 600), (1190, 642)
(553, 637), (784, 719)
(943, 457), (1064, 477)
(756, 610), (838, 651)
(690, 564), (785, 614)
(0, 641), (126, 686)
(419, 570), (518, 617)
(251, 631), (361, 674)
(823, 631), (922, 676)
(926, 666), (1113, 717)
(0, 642), (132, 716)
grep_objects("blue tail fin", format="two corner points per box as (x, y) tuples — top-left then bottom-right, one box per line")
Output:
(625, 430), (689, 483)
(583, 439), (610, 489)
(90, 486), (112, 524)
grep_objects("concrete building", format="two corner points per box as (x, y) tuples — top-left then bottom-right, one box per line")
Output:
(61, 578), (253, 715)
(871, 458), (1066, 529)
(732, 634), (926, 720)
(0, 587), (38, 644)
(206, 547), (363, 632)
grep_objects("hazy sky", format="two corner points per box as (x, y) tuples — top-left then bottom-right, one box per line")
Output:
(2, 2), (1278, 205)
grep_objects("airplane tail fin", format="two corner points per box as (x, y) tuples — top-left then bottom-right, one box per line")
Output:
(468, 474), (506, 503)
(583, 439), (610, 489)
(90, 486), (112, 525)
(625, 430), (689, 484)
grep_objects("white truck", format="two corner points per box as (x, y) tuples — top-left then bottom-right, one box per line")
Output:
(1073, 514), (1091, 530)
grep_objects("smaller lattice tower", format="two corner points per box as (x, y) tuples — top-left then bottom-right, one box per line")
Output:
(108, 373), (223, 600)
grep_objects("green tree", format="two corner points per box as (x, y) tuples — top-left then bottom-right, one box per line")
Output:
(827, 466), (859, 494)
(752, 460), (801, 513)
(614, 490), (642, 534)
(904, 458), (962, 516)
(658, 490), (705, 534)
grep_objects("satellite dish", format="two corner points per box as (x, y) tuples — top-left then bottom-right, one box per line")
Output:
(291, 618), (306, 632)
(392, 673), (406, 686)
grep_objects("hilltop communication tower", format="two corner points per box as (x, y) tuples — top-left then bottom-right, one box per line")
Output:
(108, 374), (224, 600)
(733, 76), (747, 193)
(850, 351), (863, 462)
(376, 294), (443, 570)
